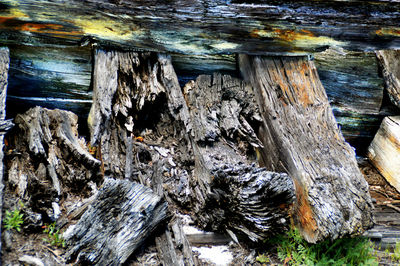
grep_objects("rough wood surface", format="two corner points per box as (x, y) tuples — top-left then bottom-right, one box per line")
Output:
(376, 50), (400, 109)
(368, 116), (400, 193)
(239, 54), (374, 243)
(0, 47), (9, 260)
(0, 1), (400, 54)
(64, 178), (168, 265)
(90, 49), (295, 243)
(314, 48), (385, 154)
(5, 106), (101, 224)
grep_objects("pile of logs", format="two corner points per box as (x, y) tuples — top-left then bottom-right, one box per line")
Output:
(0, 44), (379, 264)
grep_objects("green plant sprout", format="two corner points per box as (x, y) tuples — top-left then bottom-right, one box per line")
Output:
(42, 222), (66, 248)
(4, 208), (24, 232)
(266, 228), (378, 266)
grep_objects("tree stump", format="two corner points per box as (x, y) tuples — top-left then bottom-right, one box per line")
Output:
(5, 107), (101, 223)
(89, 49), (296, 243)
(376, 50), (400, 109)
(368, 116), (400, 193)
(239, 54), (374, 242)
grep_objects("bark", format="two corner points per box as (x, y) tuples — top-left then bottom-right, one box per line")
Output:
(5, 106), (101, 223)
(1, 1), (400, 54)
(239, 54), (374, 243)
(64, 178), (168, 265)
(0, 47), (9, 259)
(376, 50), (400, 109)
(368, 116), (400, 193)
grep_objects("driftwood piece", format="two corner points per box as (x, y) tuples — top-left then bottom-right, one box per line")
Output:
(64, 178), (168, 265)
(5, 106), (101, 222)
(1, 1), (400, 54)
(368, 116), (400, 193)
(0, 47), (9, 259)
(239, 54), (374, 242)
(376, 50), (400, 109)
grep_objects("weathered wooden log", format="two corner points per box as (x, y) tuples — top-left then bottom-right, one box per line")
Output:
(64, 178), (168, 265)
(368, 116), (400, 193)
(239, 54), (374, 242)
(314, 48), (386, 154)
(5, 106), (101, 222)
(0, 47), (9, 260)
(5, 45), (92, 128)
(0, 1), (400, 54)
(376, 50), (400, 109)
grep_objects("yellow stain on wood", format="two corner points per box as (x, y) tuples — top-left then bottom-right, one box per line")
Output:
(251, 28), (345, 48)
(72, 17), (143, 40)
(375, 27), (400, 37)
(293, 179), (318, 241)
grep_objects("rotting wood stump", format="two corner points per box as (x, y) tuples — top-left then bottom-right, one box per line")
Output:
(89, 49), (295, 243)
(239, 54), (374, 243)
(5, 106), (101, 226)
(64, 178), (168, 265)
(376, 50), (400, 109)
(368, 116), (400, 193)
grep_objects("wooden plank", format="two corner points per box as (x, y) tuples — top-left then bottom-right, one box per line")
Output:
(368, 116), (400, 193)
(239, 54), (374, 243)
(0, 1), (399, 54)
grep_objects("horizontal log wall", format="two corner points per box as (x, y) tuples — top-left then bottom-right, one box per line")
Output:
(0, 1), (399, 54)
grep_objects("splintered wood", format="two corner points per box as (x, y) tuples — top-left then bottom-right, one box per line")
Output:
(368, 116), (400, 193)
(239, 55), (374, 243)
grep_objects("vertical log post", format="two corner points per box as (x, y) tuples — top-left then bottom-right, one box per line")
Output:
(239, 55), (374, 242)
(0, 48), (9, 256)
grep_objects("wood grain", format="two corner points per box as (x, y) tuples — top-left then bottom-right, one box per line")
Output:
(239, 54), (374, 242)
(0, 1), (400, 54)
(368, 116), (400, 193)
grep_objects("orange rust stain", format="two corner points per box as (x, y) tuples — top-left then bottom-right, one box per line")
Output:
(376, 28), (400, 37)
(0, 17), (82, 37)
(293, 179), (318, 239)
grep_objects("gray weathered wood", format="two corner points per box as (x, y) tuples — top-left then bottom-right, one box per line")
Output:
(239, 54), (374, 243)
(177, 73), (295, 241)
(376, 50), (400, 109)
(0, 47), (9, 260)
(90, 49), (295, 243)
(64, 178), (168, 265)
(368, 116), (400, 193)
(5, 106), (101, 222)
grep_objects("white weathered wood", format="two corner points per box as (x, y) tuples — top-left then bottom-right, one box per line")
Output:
(368, 116), (400, 193)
